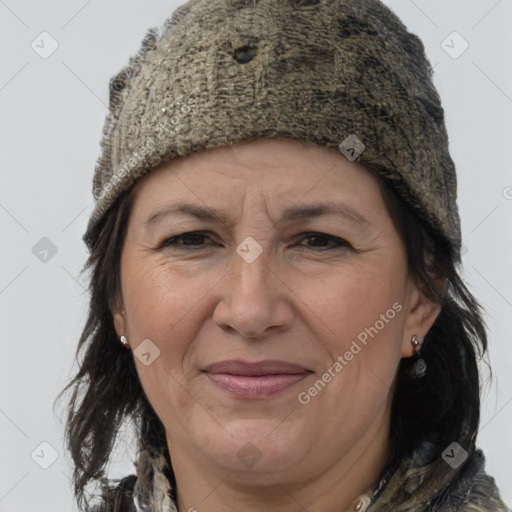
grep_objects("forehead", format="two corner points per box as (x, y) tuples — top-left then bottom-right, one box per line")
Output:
(128, 138), (385, 226)
(134, 138), (378, 193)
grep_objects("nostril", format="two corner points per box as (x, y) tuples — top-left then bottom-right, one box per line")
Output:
(233, 44), (259, 64)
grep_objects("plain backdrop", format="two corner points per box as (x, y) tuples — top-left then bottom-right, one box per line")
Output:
(1, 0), (511, 510)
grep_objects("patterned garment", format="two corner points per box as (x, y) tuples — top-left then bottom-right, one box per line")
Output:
(96, 439), (510, 511)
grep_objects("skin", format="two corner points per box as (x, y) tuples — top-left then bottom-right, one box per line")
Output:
(113, 138), (443, 512)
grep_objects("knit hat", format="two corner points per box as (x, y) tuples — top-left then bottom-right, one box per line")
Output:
(83, 0), (461, 261)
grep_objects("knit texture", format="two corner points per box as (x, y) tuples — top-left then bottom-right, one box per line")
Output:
(83, 0), (461, 262)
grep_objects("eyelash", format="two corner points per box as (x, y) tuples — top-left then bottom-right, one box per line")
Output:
(160, 231), (352, 252)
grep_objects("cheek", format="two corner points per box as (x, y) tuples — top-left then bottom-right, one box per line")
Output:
(298, 272), (404, 425)
(122, 256), (204, 342)
(135, 357), (198, 431)
(310, 264), (404, 344)
(122, 258), (211, 413)
(305, 266), (405, 402)
(124, 261), (204, 428)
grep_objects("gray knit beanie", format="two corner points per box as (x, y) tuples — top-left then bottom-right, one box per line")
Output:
(84, 0), (461, 261)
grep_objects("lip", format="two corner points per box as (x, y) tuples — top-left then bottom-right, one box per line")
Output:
(202, 359), (311, 376)
(202, 359), (312, 399)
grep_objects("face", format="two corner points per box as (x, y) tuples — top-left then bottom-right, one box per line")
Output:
(113, 138), (441, 487)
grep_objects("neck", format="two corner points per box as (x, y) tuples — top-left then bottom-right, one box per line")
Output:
(168, 407), (391, 512)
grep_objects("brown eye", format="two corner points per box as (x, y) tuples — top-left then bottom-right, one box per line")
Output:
(161, 232), (214, 250)
(296, 233), (351, 251)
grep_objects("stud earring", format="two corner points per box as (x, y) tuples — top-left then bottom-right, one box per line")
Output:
(408, 335), (427, 379)
(411, 334), (423, 354)
(120, 335), (129, 347)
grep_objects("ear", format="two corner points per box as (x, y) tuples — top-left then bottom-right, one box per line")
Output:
(401, 277), (445, 358)
(112, 307), (127, 339)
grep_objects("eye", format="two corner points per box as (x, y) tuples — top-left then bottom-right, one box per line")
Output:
(160, 231), (214, 250)
(160, 231), (351, 252)
(295, 232), (352, 251)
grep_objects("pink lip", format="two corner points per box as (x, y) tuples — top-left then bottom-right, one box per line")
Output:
(202, 359), (312, 399)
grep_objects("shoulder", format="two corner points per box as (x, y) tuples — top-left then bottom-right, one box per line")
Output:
(439, 449), (511, 511)
(463, 450), (511, 512)
(88, 475), (138, 512)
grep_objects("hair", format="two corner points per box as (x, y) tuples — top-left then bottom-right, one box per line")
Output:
(56, 150), (490, 510)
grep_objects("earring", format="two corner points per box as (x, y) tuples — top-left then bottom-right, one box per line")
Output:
(411, 334), (423, 354)
(120, 335), (129, 347)
(408, 335), (427, 379)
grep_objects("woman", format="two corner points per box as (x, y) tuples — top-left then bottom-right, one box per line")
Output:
(58, 0), (510, 510)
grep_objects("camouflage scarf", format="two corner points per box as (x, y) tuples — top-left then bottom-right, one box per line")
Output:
(126, 439), (509, 512)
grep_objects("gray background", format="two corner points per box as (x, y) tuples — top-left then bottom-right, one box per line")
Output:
(1, 0), (511, 510)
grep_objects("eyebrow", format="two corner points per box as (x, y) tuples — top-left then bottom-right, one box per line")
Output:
(143, 200), (374, 230)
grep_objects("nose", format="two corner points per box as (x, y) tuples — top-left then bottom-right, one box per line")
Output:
(212, 243), (294, 340)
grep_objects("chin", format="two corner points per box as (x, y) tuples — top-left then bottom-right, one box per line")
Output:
(191, 420), (302, 473)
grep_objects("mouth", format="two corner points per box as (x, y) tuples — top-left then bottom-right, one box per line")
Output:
(201, 359), (313, 399)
